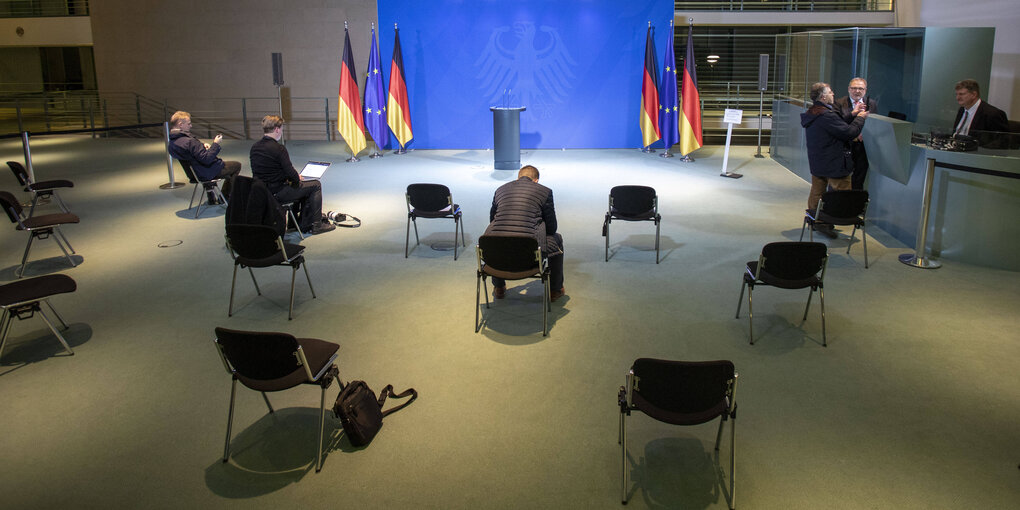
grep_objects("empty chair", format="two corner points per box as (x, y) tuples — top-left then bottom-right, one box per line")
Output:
(177, 159), (227, 218)
(213, 327), (340, 472)
(7, 161), (73, 216)
(405, 183), (465, 260)
(0, 274), (77, 362)
(225, 224), (315, 320)
(735, 241), (828, 346)
(618, 358), (737, 508)
(603, 185), (661, 263)
(800, 189), (870, 268)
(0, 191), (79, 278)
(475, 234), (551, 336)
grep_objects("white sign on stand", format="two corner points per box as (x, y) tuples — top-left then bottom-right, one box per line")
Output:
(720, 109), (744, 179)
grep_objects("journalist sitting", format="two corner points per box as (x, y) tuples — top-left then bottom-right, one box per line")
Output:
(249, 115), (335, 235)
(168, 110), (241, 204)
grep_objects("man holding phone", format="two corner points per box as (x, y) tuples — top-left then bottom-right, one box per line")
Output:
(834, 78), (877, 190)
(168, 110), (241, 203)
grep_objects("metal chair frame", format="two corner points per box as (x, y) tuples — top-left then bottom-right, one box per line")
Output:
(604, 185), (661, 264)
(226, 227), (316, 320)
(7, 161), (72, 216)
(475, 237), (551, 336)
(0, 284), (74, 362)
(0, 191), (77, 278)
(177, 159), (227, 219)
(405, 184), (466, 260)
(800, 190), (870, 268)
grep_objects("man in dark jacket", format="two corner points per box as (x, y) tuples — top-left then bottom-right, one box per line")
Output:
(249, 115), (334, 235)
(168, 111), (241, 203)
(833, 77), (877, 190)
(485, 165), (565, 302)
(801, 82), (868, 238)
(952, 79), (1009, 148)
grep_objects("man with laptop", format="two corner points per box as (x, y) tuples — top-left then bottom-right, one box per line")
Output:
(250, 115), (335, 234)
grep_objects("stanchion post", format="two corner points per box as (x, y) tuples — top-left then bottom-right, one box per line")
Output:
(898, 157), (942, 269)
(21, 131), (34, 182)
(160, 121), (185, 190)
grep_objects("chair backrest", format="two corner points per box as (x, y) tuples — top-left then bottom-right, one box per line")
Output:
(0, 190), (25, 222)
(176, 159), (200, 184)
(225, 224), (284, 260)
(760, 242), (827, 281)
(818, 190), (868, 219)
(7, 161), (30, 186)
(407, 183), (452, 212)
(478, 234), (541, 273)
(631, 358), (735, 424)
(224, 175), (286, 235)
(610, 185), (657, 217)
(214, 327), (305, 382)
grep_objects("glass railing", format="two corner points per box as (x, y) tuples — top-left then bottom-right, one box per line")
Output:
(674, 0), (893, 11)
(0, 0), (89, 18)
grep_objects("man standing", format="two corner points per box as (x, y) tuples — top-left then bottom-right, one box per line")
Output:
(953, 79), (1008, 147)
(249, 115), (334, 235)
(168, 111), (241, 203)
(485, 165), (565, 302)
(834, 77), (877, 190)
(800, 82), (868, 238)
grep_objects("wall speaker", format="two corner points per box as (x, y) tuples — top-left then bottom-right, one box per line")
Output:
(758, 54), (769, 92)
(272, 53), (284, 86)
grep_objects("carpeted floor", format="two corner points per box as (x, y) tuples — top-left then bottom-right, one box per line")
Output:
(0, 136), (1017, 509)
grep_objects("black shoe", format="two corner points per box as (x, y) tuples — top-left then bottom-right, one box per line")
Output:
(812, 223), (838, 239)
(310, 222), (336, 235)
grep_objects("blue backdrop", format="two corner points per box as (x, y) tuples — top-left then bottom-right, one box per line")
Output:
(376, 0), (674, 149)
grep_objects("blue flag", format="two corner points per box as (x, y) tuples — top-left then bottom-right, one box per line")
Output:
(659, 21), (680, 150)
(364, 27), (389, 150)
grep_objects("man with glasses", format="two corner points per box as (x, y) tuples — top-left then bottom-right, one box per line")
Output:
(834, 78), (877, 190)
(168, 111), (242, 204)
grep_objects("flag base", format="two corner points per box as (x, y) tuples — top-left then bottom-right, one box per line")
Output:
(369, 152), (383, 158)
(679, 154), (695, 162)
(393, 148), (409, 155)
(659, 151), (674, 158)
(346, 155), (360, 163)
(720, 172), (743, 179)
(641, 147), (656, 154)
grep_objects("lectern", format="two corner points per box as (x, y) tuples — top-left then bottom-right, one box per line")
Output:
(489, 107), (526, 170)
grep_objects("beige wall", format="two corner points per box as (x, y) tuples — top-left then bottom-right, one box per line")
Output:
(898, 0), (1019, 119)
(90, 0), (377, 110)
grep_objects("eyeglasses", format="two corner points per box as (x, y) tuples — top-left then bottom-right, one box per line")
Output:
(849, 87), (866, 91)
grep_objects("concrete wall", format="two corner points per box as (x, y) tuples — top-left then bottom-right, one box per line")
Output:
(89, 0), (377, 107)
(898, 0), (1019, 119)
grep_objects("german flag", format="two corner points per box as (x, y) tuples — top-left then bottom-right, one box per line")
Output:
(640, 24), (661, 148)
(338, 26), (366, 157)
(387, 25), (413, 149)
(678, 24), (703, 156)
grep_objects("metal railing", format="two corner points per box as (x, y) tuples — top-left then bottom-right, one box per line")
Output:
(673, 0), (893, 11)
(0, 0), (89, 18)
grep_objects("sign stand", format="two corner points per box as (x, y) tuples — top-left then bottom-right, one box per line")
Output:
(720, 108), (743, 179)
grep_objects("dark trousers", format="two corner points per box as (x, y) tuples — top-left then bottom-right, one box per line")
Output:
(211, 161), (241, 202)
(492, 252), (564, 292)
(274, 180), (322, 232)
(849, 141), (869, 190)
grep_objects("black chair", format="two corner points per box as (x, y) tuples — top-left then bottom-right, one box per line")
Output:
(225, 224), (315, 320)
(405, 183), (465, 260)
(6, 161), (73, 216)
(735, 242), (828, 346)
(618, 358), (737, 508)
(800, 190), (870, 268)
(177, 159), (227, 218)
(603, 185), (661, 263)
(0, 190), (78, 278)
(213, 327), (340, 472)
(475, 234), (551, 336)
(0, 274), (77, 362)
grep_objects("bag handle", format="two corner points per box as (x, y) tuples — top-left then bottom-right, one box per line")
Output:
(377, 384), (418, 418)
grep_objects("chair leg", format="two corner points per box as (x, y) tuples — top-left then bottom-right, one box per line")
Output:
(654, 218), (661, 264)
(223, 379), (238, 462)
(188, 183), (201, 211)
(262, 392), (275, 413)
(54, 226), (76, 255)
(316, 385), (327, 472)
(735, 280), (746, 318)
(289, 266), (297, 320)
(287, 208), (305, 240)
(819, 287), (827, 347)
(459, 215), (466, 247)
(730, 416), (736, 509)
(862, 224), (868, 269)
(52, 227), (77, 267)
(604, 220), (610, 262)
(453, 217), (459, 261)
(475, 274), (481, 333)
(303, 262), (316, 298)
(404, 216), (411, 258)
(52, 191), (70, 213)
(620, 411), (628, 504)
(0, 309), (12, 361)
(799, 218), (808, 241)
(748, 286), (755, 345)
(247, 267), (261, 295)
(542, 276), (549, 336)
(44, 300), (70, 330)
(17, 235), (36, 278)
(228, 265), (239, 317)
(803, 287), (813, 321)
(37, 308), (74, 355)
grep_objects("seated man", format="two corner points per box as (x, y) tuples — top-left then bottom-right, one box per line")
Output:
(484, 165), (565, 302)
(168, 111), (241, 203)
(249, 115), (335, 235)
(952, 79), (1009, 148)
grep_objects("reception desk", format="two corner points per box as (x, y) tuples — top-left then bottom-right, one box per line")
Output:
(773, 100), (1020, 271)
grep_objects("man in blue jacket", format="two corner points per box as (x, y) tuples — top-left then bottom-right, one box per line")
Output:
(168, 111), (241, 204)
(801, 82), (868, 238)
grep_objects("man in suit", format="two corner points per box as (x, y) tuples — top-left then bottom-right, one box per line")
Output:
(953, 79), (1009, 147)
(485, 165), (565, 302)
(834, 78), (877, 190)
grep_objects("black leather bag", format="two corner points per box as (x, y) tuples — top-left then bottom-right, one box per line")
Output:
(333, 380), (417, 446)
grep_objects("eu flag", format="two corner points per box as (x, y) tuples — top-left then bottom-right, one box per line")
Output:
(364, 26), (389, 152)
(659, 20), (680, 151)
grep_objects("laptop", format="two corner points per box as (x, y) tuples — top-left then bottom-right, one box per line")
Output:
(300, 161), (332, 179)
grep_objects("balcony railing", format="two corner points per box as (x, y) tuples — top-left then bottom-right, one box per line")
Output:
(0, 0), (89, 18)
(674, 1), (893, 11)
